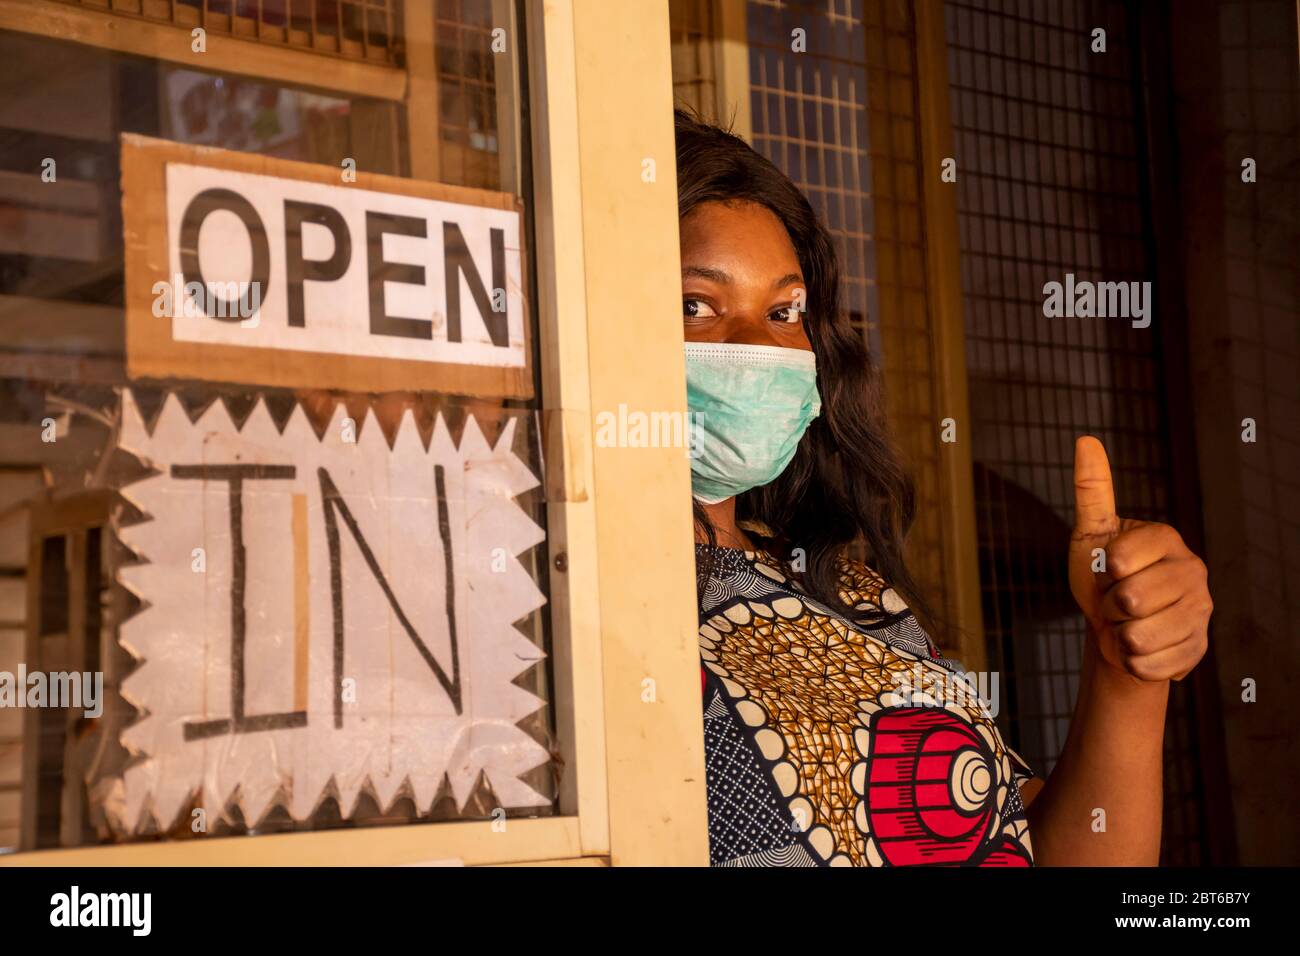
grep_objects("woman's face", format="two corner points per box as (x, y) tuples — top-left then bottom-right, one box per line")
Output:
(680, 200), (813, 351)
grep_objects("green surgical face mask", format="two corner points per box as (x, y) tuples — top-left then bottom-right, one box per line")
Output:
(684, 342), (822, 504)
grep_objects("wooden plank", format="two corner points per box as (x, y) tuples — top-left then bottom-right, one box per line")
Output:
(0, 790), (19, 852)
(713, 0), (753, 141)
(0, 0), (406, 102)
(27, 491), (113, 538)
(0, 295), (124, 357)
(0, 513), (31, 569)
(59, 529), (87, 847)
(403, 0), (440, 183)
(0, 171), (101, 214)
(348, 100), (402, 178)
(18, 520), (41, 850)
(490, 854), (609, 867)
(0, 736), (20, 784)
(1159, 0), (1250, 865)
(0, 470), (45, 515)
(911, 0), (988, 673)
(0, 207), (101, 262)
(0, 29), (116, 142)
(0, 353), (124, 386)
(492, 0), (522, 192)
(0, 577), (25, 627)
(0, 628), (23, 739)
(1, 814), (586, 866)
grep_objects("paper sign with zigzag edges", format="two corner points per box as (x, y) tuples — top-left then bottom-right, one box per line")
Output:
(108, 390), (549, 833)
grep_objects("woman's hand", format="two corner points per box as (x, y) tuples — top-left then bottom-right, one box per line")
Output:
(1067, 436), (1212, 682)
(1025, 435), (1199, 865)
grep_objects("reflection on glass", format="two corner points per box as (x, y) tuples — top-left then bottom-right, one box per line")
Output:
(0, 1), (551, 855)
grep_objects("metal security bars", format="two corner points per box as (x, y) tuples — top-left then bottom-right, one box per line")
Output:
(743, 0), (964, 655)
(748, 0), (881, 348)
(669, 0), (722, 120)
(944, 0), (1209, 864)
(435, 0), (505, 189)
(49, 0), (401, 63)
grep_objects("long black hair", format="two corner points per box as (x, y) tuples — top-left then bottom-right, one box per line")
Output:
(676, 108), (931, 629)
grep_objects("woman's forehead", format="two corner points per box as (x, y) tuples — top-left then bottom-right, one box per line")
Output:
(680, 201), (802, 278)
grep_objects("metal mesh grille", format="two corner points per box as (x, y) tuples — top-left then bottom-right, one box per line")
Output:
(945, 0), (1207, 863)
(51, 0), (402, 63)
(745, 0), (951, 635)
(669, 0), (721, 119)
(858, 0), (949, 638)
(749, 0), (879, 345)
(1221, 0), (1300, 668)
(435, 0), (502, 189)
(1200, 0), (1300, 865)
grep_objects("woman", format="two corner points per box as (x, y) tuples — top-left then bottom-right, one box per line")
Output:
(676, 109), (1213, 867)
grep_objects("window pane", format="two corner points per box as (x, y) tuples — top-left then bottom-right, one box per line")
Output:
(0, 0), (554, 853)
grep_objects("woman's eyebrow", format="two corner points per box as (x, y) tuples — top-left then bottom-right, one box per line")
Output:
(681, 267), (804, 290)
(682, 265), (731, 284)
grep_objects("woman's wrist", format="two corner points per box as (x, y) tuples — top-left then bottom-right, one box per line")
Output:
(1084, 622), (1172, 701)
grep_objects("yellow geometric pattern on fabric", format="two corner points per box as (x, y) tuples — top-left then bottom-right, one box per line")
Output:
(699, 552), (1023, 866)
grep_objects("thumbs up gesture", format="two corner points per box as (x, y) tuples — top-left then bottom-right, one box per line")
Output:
(1067, 436), (1212, 682)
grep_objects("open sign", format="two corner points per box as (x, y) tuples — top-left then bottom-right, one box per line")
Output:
(123, 135), (531, 397)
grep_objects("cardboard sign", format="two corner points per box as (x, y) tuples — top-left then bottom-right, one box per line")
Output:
(122, 134), (532, 398)
(109, 391), (549, 831)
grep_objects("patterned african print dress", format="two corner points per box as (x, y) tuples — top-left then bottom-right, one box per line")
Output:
(698, 542), (1036, 867)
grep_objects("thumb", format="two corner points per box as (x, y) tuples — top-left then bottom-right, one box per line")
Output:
(1072, 435), (1118, 537)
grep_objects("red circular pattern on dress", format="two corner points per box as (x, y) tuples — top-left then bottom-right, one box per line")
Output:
(862, 707), (1030, 866)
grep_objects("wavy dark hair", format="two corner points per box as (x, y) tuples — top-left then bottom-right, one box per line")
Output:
(676, 108), (931, 629)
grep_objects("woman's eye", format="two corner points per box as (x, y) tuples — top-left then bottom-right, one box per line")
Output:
(683, 298), (717, 319)
(770, 306), (800, 324)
